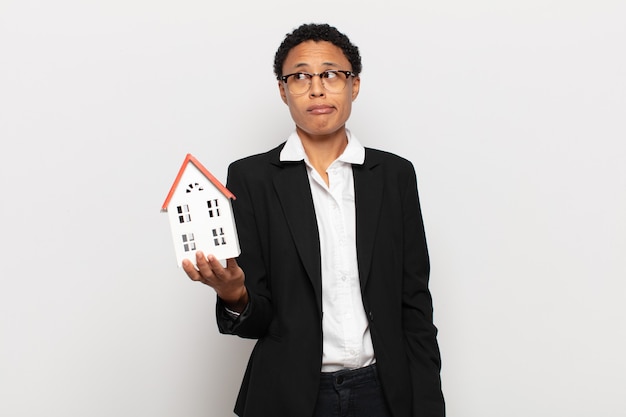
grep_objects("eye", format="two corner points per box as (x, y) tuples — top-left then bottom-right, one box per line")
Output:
(293, 72), (310, 81)
(323, 71), (338, 80)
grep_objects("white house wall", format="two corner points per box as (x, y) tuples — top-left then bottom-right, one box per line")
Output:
(166, 163), (240, 266)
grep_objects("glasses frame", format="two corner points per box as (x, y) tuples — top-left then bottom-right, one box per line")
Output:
(278, 70), (356, 95)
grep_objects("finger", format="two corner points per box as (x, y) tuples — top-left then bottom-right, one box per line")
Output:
(225, 257), (240, 272)
(196, 251), (217, 282)
(225, 258), (244, 282)
(212, 257), (245, 285)
(195, 251), (208, 268)
(206, 255), (227, 278)
(182, 259), (203, 282)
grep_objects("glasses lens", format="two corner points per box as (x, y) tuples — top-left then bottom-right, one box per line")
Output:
(321, 71), (348, 93)
(286, 73), (311, 95)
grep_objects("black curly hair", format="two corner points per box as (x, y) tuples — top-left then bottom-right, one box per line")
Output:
(273, 23), (362, 79)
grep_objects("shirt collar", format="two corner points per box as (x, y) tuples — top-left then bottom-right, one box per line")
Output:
(280, 129), (365, 165)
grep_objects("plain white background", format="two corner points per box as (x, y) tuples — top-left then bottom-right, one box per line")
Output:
(1, 1), (625, 416)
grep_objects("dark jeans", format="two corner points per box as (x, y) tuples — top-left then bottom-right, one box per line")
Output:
(313, 364), (393, 417)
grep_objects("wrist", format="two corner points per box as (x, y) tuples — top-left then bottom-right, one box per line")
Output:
(221, 286), (248, 313)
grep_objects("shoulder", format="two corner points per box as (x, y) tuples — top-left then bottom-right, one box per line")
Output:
(360, 148), (422, 194)
(228, 143), (285, 173)
(363, 147), (415, 173)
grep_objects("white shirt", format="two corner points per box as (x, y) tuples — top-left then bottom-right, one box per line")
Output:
(280, 130), (376, 372)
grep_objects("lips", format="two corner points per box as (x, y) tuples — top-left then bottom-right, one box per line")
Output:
(307, 104), (335, 115)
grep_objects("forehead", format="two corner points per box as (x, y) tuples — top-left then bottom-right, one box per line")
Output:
(283, 40), (350, 71)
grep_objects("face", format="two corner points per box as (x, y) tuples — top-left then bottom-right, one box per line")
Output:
(279, 40), (360, 140)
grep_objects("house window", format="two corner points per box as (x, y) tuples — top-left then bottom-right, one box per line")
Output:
(186, 182), (204, 193)
(207, 199), (221, 217)
(177, 205), (191, 223)
(181, 233), (196, 252)
(212, 227), (226, 246)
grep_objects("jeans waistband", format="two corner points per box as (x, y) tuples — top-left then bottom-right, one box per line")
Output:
(319, 364), (379, 389)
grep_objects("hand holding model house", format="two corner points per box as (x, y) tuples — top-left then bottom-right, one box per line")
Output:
(161, 154), (247, 312)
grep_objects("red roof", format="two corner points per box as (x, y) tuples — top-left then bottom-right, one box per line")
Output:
(161, 153), (235, 211)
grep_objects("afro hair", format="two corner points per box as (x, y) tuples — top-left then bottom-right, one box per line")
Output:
(273, 23), (362, 78)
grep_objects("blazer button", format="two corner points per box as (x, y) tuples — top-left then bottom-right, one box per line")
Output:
(368, 311), (374, 321)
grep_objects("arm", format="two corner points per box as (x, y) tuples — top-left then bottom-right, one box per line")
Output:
(400, 165), (445, 416)
(181, 160), (274, 339)
(217, 160), (274, 339)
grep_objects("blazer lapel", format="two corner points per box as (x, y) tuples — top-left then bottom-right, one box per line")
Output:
(272, 160), (323, 312)
(353, 152), (384, 291)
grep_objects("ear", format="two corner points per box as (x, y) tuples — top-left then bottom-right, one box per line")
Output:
(278, 81), (288, 104)
(351, 76), (361, 101)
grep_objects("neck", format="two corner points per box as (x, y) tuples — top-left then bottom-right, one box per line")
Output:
(296, 127), (348, 184)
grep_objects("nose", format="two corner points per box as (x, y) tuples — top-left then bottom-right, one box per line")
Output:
(309, 74), (325, 97)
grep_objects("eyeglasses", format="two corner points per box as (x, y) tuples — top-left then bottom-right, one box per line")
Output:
(278, 70), (356, 95)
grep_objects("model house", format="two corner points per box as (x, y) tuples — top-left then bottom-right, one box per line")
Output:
(161, 154), (240, 266)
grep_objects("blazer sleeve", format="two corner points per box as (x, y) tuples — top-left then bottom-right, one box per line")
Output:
(400, 164), (445, 415)
(215, 159), (274, 339)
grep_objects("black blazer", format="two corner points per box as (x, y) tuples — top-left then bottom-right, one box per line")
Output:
(218, 143), (444, 417)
